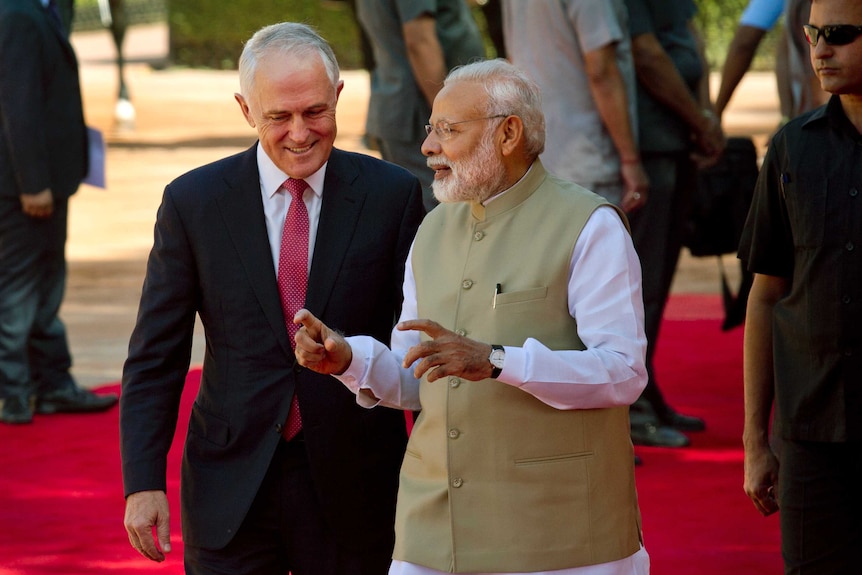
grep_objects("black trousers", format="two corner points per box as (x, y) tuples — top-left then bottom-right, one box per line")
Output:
(779, 439), (862, 574)
(184, 437), (393, 575)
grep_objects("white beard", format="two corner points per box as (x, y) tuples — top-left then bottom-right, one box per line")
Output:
(429, 131), (507, 204)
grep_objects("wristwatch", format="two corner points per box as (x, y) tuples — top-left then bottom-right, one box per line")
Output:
(489, 344), (505, 378)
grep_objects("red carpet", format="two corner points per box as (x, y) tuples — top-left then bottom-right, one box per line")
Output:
(0, 294), (781, 574)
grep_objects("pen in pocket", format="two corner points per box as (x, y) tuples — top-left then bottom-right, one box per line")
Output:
(493, 283), (502, 309)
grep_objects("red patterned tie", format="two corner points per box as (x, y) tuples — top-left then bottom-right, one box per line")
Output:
(278, 178), (309, 441)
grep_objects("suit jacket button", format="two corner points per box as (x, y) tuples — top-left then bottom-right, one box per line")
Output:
(275, 423), (284, 434)
(293, 364), (303, 374)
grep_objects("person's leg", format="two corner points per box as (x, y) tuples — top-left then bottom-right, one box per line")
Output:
(780, 440), (862, 575)
(0, 200), (42, 423)
(27, 200), (117, 413)
(185, 439), (392, 575)
(29, 199), (74, 394)
(627, 154), (702, 444)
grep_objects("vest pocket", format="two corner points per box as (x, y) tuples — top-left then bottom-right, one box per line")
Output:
(493, 286), (548, 307)
(514, 450), (594, 467)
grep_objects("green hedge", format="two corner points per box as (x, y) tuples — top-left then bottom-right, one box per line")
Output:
(168, 0), (364, 70)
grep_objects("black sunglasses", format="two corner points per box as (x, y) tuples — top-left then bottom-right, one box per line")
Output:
(803, 24), (862, 46)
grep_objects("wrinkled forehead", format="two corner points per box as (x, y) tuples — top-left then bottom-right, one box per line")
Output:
(810, 0), (862, 25)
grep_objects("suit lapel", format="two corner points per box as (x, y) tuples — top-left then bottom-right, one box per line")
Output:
(217, 145), (294, 357)
(306, 149), (366, 317)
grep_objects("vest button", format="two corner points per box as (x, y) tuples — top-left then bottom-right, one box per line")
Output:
(461, 279), (474, 289)
(448, 428), (460, 439)
(449, 377), (461, 388)
(275, 423), (284, 433)
(851, 188), (859, 197)
(473, 231), (485, 241)
(452, 477), (464, 488)
(846, 242), (855, 252)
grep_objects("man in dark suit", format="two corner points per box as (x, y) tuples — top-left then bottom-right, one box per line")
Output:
(120, 22), (425, 575)
(0, 0), (118, 424)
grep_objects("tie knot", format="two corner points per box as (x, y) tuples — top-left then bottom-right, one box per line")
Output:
(283, 179), (307, 201)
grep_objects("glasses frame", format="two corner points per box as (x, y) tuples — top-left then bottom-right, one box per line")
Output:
(803, 24), (862, 46)
(424, 115), (509, 140)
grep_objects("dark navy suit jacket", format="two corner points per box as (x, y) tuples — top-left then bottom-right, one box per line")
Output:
(120, 145), (424, 551)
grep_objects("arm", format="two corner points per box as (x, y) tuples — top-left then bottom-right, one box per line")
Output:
(120, 187), (197, 559)
(0, 11), (54, 213)
(583, 44), (648, 212)
(403, 14), (448, 107)
(742, 272), (786, 517)
(629, 31), (724, 161)
(714, 25), (768, 120)
(329, 208), (646, 410)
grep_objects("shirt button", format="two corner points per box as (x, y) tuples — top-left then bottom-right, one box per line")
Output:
(449, 377), (461, 388)
(448, 428), (460, 439)
(452, 477), (464, 488)
(461, 279), (474, 289)
(473, 231), (485, 241)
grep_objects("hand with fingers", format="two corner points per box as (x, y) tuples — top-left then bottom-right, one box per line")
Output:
(743, 444), (780, 517)
(397, 319), (495, 382)
(293, 309), (353, 375)
(124, 490), (172, 562)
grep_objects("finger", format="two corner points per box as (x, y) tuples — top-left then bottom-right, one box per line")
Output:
(397, 318), (446, 339)
(402, 340), (436, 369)
(156, 515), (172, 555)
(134, 525), (165, 562)
(294, 309), (323, 342)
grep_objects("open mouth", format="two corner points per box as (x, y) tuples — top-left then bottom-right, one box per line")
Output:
(287, 143), (313, 154)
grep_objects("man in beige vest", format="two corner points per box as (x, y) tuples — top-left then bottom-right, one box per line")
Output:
(295, 59), (650, 575)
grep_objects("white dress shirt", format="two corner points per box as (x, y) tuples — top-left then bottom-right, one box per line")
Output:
(337, 205), (650, 575)
(257, 143), (325, 274)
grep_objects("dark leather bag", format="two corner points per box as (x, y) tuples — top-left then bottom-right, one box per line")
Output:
(684, 136), (759, 330)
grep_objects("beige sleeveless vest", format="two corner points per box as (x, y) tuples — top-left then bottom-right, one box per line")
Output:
(394, 162), (642, 572)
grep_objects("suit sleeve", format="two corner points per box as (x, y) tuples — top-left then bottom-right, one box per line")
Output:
(120, 185), (200, 496)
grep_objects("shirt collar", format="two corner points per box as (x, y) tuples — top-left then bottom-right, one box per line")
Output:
(256, 142), (326, 199)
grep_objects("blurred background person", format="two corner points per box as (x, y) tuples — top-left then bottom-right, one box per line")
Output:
(502, 0), (649, 214)
(355, 0), (485, 212)
(715, 0), (828, 126)
(623, 0), (725, 448)
(0, 0), (118, 424)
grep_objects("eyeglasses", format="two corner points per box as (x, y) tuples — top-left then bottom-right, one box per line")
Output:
(424, 115), (508, 140)
(803, 24), (862, 46)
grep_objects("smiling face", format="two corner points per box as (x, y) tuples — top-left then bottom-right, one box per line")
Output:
(809, 0), (862, 95)
(236, 52), (343, 179)
(421, 81), (508, 204)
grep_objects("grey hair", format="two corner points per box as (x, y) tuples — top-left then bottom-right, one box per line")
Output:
(444, 59), (545, 159)
(238, 22), (340, 97)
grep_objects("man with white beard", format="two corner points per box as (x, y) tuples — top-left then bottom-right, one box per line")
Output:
(293, 59), (651, 575)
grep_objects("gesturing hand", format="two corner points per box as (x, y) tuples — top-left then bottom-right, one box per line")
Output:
(398, 319), (495, 382)
(293, 309), (352, 375)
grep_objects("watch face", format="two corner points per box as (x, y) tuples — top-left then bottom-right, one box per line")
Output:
(490, 349), (505, 368)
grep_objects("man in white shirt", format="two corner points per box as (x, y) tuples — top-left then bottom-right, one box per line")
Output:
(295, 59), (650, 575)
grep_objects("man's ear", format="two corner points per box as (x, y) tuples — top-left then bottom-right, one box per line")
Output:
(234, 93), (255, 128)
(498, 115), (524, 157)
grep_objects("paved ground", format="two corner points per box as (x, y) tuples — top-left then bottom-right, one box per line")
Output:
(63, 23), (782, 388)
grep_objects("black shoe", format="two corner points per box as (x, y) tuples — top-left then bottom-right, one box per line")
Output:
(35, 387), (118, 414)
(630, 421), (690, 448)
(660, 408), (706, 432)
(1, 396), (34, 424)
